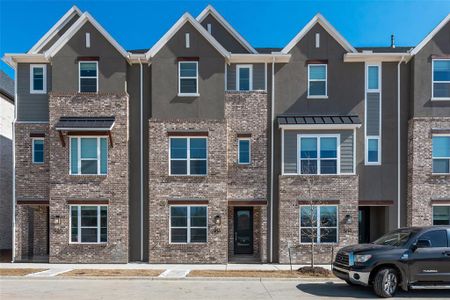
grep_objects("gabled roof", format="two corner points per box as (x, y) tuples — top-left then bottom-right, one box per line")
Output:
(44, 12), (129, 59)
(282, 13), (357, 54)
(410, 13), (450, 55)
(145, 12), (230, 59)
(196, 5), (257, 54)
(0, 70), (14, 101)
(28, 5), (82, 54)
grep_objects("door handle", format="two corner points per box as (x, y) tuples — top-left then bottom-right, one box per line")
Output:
(442, 251), (450, 256)
(234, 232), (237, 242)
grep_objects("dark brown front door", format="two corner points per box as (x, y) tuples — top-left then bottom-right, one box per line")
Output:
(234, 207), (253, 255)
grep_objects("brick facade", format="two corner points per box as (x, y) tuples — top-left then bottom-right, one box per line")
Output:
(47, 92), (129, 263)
(278, 175), (359, 264)
(407, 117), (450, 226)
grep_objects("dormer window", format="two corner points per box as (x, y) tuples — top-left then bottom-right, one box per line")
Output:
(79, 61), (98, 93)
(308, 64), (327, 98)
(432, 59), (450, 100)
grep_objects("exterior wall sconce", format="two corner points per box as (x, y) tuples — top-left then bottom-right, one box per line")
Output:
(54, 215), (61, 225)
(214, 215), (221, 226)
(344, 214), (353, 225)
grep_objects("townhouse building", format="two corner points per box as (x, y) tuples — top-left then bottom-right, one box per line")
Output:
(3, 5), (450, 264)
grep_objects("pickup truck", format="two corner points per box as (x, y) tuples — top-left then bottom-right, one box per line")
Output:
(332, 226), (450, 297)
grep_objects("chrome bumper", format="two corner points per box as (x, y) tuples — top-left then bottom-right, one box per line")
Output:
(332, 265), (370, 286)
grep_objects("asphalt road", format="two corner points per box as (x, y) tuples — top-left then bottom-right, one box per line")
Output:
(1, 279), (449, 299)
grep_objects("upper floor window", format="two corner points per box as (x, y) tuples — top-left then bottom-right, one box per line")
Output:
(432, 59), (450, 100)
(366, 137), (381, 165)
(170, 137), (207, 175)
(432, 135), (450, 174)
(367, 65), (380, 91)
(70, 205), (107, 243)
(32, 138), (44, 164)
(433, 206), (450, 226)
(308, 64), (327, 98)
(170, 205), (207, 243)
(79, 61), (98, 93)
(300, 205), (338, 243)
(238, 138), (251, 164)
(30, 64), (46, 94)
(178, 61), (198, 96)
(298, 135), (339, 175)
(237, 65), (252, 91)
(70, 137), (107, 175)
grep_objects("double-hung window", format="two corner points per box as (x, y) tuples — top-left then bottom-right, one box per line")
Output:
(432, 59), (450, 99)
(30, 64), (46, 94)
(237, 65), (252, 91)
(308, 64), (327, 98)
(298, 135), (339, 175)
(79, 61), (98, 93)
(300, 205), (338, 243)
(432, 135), (450, 174)
(32, 138), (44, 164)
(70, 205), (107, 243)
(170, 137), (207, 175)
(433, 206), (450, 225)
(238, 138), (251, 164)
(178, 61), (198, 96)
(366, 137), (380, 164)
(170, 206), (207, 243)
(70, 137), (108, 175)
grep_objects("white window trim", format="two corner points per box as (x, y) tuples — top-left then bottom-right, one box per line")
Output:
(168, 136), (208, 176)
(169, 205), (208, 244)
(431, 59), (450, 101)
(178, 61), (199, 97)
(30, 64), (47, 94)
(365, 136), (381, 165)
(366, 64), (381, 92)
(307, 64), (328, 99)
(432, 205), (450, 226)
(32, 138), (44, 164)
(432, 134), (450, 175)
(78, 61), (98, 93)
(236, 64), (253, 91)
(207, 23), (212, 34)
(85, 32), (91, 48)
(315, 33), (320, 48)
(364, 62), (382, 166)
(237, 138), (251, 165)
(69, 136), (108, 176)
(185, 33), (190, 48)
(299, 205), (339, 244)
(69, 205), (108, 244)
(297, 134), (341, 175)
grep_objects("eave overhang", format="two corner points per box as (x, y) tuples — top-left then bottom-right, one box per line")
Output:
(344, 52), (412, 63)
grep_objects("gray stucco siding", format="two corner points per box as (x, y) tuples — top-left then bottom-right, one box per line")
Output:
(51, 21), (127, 93)
(366, 92), (380, 136)
(226, 63), (266, 91)
(282, 129), (354, 174)
(16, 63), (51, 121)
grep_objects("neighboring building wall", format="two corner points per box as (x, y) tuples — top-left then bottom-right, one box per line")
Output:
(0, 96), (14, 250)
(278, 175), (359, 263)
(407, 117), (450, 226)
(148, 119), (228, 263)
(48, 93), (129, 263)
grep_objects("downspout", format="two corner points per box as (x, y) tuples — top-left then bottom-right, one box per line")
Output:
(397, 56), (405, 228)
(270, 57), (275, 262)
(139, 58), (144, 261)
(12, 64), (17, 262)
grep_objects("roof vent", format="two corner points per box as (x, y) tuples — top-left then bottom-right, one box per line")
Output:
(391, 34), (395, 48)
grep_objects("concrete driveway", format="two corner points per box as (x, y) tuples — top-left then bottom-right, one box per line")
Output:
(1, 279), (449, 299)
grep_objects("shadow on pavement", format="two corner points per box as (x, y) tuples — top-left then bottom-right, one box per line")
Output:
(296, 282), (450, 298)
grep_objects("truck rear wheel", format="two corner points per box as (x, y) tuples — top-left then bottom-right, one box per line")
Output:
(373, 268), (398, 298)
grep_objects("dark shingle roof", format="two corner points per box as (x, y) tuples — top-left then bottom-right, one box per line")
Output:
(55, 116), (116, 130)
(277, 114), (361, 125)
(256, 47), (283, 54)
(0, 70), (14, 101)
(127, 49), (149, 54)
(355, 46), (413, 53)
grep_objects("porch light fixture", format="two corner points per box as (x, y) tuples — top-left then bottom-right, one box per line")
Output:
(54, 215), (61, 225)
(214, 215), (221, 226)
(344, 214), (353, 225)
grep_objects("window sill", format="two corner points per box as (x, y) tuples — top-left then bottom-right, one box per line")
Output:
(69, 174), (107, 177)
(364, 162), (381, 166)
(431, 173), (450, 176)
(30, 90), (46, 94)
(281, 173), (356, 177)
(69, 242), (107, 245)
(178, 93), (200, 97)
(307, 96), (328, 99)
(168, 174), (208, 177)
(431, 97), (450, 101)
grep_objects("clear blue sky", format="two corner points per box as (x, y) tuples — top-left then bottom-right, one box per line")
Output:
(1, 0), (449, 78)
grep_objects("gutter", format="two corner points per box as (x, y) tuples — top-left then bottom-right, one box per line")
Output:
(397, 56), (405, 228)
(138, 59), (144, 261)
(12, 66), (17, 262)
(270, 57), (275, 262)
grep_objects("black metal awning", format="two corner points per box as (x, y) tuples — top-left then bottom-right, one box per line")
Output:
(277, 114), (361, 128)
(55, 116), (116, 147)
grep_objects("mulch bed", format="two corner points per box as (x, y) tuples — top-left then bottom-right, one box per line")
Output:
(0, 268), (47, 276)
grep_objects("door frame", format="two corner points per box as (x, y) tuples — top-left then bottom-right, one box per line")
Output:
(233, 207), (253, 255)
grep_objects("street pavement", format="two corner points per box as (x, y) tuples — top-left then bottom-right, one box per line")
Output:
(1, 278), (449, 299)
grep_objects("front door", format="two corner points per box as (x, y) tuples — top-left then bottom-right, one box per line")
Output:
(234, 207), (253, 255)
